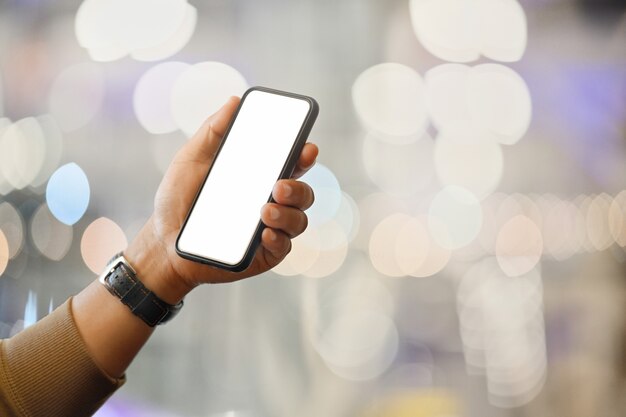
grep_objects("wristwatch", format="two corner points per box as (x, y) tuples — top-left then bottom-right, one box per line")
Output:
(98, 252), (184, 327)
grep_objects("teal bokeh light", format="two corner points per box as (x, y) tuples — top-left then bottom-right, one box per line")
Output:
(46, 162), (90, 226)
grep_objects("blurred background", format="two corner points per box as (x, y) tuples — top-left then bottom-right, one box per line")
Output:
(0, 0), (625, 416)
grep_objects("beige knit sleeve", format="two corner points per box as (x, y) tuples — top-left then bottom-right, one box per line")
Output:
(0, 297), (125, 417)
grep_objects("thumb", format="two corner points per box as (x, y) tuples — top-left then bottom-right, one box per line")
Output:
(179, 96), (241, 163)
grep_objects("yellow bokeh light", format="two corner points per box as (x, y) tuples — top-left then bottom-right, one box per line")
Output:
(0, 202), (24, 259)
(609, 190), (626, 247)
(0, 118), (46, 190)
(272, 228), (321, 277)
(409, 215), (451, 277)
(542, 199), (581, 260)
(496, 215), (543, 277)
(0, 229), (8, 276)
(369, 213), (413, 277)
(586, 193), (613, 251)
(80, 217), (128, 274)
(355, 192), (410, 252)
(30, 203), (73, 261)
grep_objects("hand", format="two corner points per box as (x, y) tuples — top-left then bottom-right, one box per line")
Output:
(125, 96), (319, 303)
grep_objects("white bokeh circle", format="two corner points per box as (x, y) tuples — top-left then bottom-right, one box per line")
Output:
(171, 61), (248, 136)
(352, 63), (428, 139)
(134, 62), (190, 134)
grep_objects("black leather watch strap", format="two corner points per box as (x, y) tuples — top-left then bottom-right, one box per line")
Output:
(99, 253), (183, 327)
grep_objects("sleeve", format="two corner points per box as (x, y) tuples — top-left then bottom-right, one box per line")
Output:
(0, 297), (125, 417)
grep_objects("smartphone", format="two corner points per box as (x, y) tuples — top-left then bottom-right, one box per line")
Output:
(175, 86), (319, 271)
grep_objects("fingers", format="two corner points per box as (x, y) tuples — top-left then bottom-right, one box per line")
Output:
(272, 179), (315, 210)
(260, 228), (291, 264)
(178, 96), (241, 163)
(291, 142), (319, 179)
(261, 203), (308, 238)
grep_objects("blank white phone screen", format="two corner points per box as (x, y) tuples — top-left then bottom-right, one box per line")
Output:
(177, 90), (311, 265)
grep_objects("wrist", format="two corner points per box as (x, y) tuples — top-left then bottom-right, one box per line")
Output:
(124, 218), (192, 305)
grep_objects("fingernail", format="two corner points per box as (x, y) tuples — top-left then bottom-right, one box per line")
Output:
(282, 183), (293, 197)
(269, 207), (280, 220)
(269, 229), (278, 241)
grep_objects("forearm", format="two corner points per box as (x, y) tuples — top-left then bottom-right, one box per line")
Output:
(0, 299), (124, 417)
(73, 218), (189, 379)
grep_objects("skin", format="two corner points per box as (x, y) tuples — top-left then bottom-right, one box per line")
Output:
(73, 96), (318, 378)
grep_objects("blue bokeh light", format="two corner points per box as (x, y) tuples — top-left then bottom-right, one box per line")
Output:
(46, 162), (90, 225)
(299, 163), (342, 227)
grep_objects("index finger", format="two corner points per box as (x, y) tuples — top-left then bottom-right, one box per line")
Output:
(291, 142), (319, 179)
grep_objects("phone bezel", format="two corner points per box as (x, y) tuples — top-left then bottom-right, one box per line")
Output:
(175, 86), (319, 272)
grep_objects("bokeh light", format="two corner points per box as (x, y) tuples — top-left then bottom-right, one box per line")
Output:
(301, 220), (348, 278)
(333, 191), (360, 243)
(0, 71), (3, 116)
(362, 133), (435, 196)
(170, 61), (248, 136)
(271, 228), (321, 277)
(0, 118), (12, 195)
(542, 199), (580, 260)
(0, 229), (8, 276)
(574, 195), (595, 253)
(0, 118), (46, 190)
(317, 310), (399, 381)
(428, 185), (482, 249)
(354, 192), (410, 252)
(425, 63), (471, 130)
(75, 0), (196, 62)
(409, 0), (481, 63)
(299, 163), (342, 227)
(496, 215), (543, 277)
(48, 62), (105, 132)
(46, 162), (91, 226)
(609, 190), (626, 247)
(352, 63), (428, 140)
(1, 0), (624, 415)
(478, 0), (527, 62)
(309, 268), (398, 381)
(133, 62), (190, 134)
(410, 216), (451, 277)
(369, 213), (450, 278)
(466, 64), (531, 145)
(395, 216), (430, 276)
(130, 3), (197, 62)
(30, 203), (73, 261)
(585, 193), (613, 251)
(434, 124), (503, 198)
(409, 0), (527, 63)
(369, 213), (415, 277)
(458, 258), (546, 407)
(0, 202), (24, 259)
(29, 115), (64, 189)
(81, 217), (128, 274)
